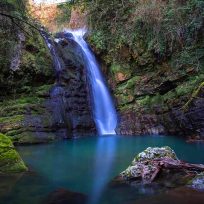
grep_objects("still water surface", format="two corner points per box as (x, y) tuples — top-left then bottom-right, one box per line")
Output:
(1, 135), (204, 204)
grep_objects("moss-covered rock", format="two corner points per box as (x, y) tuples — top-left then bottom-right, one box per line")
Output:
(0, 0), (54, 97)
(121, 146), (178, 182)
(0, 133), (27, 173)
(0, 86), (58, 144)
(12, 131), (56, 145)
(118, 146), (204, 187)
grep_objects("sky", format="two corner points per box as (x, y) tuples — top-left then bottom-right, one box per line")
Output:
(33, 0), (69, 4)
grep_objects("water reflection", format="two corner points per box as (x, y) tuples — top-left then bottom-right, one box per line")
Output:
(89, 136), (117, 204)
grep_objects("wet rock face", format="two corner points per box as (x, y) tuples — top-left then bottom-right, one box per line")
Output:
(117, 112), (165, 135)
(47, 33), (96, 137)
(117, 87), (204, 138)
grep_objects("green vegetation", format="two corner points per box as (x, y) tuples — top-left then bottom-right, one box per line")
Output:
(183, 81), (204, 111)
(11, 131), (56, 145)
(0, 133), (27, 173)
(0, 0), (54, 96)
(0, 89), (49, 117)
(0, 1), (55, 144)
(86, 0), (204, 67)
(0, 84), (53, 143)
(56, 2), (73, 25)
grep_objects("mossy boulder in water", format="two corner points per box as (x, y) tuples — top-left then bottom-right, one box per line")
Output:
(121, 146), (178, 183)
(0, 133), (27, 173)
(119, 146), (204, 185)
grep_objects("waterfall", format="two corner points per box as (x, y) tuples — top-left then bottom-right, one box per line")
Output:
(64, 29), (117, 135)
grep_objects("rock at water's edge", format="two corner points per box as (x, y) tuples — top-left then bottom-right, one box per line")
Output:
(119, 146), (204, 186)
(120, 146), (178, 183)
(0, 133), (27, 173)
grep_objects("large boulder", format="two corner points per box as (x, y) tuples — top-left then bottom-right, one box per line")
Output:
(118, 146), (204, 186)
(121, 146), (177, 183)
(0, 133), (27, 173)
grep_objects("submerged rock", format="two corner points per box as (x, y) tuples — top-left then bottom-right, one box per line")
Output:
(118, 146), (204, 186)
(45, 188), (87, 204)
(0, 133), (27, 173)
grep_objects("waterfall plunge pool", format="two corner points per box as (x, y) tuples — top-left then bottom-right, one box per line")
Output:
(1, 135), (204, 204)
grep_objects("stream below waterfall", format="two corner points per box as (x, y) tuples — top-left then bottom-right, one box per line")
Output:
(1, 135), (204, 204)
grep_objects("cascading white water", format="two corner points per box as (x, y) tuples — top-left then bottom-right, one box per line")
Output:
(65, 29), (117, 135)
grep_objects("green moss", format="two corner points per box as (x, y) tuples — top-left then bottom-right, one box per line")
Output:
(163, 91), (177, 102)
(116, 91), (135, 106)
(151, 93), (163, 105)
(136, 96), (151, 107)
(35, 84), (52, 97)
(126, 76), (140, 88)
(183, 81), (204, 111)
(0, 115), (24, 124)
(110, 63), (123, 74)
(88, 30), (106, 51)
(15, 96), (43, 105)
(0, 94), (46, 117)
(0, 133), (27, 173)
(12, 132), (56, 145)
(117, 76), (140, 94)
(6, 128), (25, 137)
(176, 84), (194, 97)
(110, 63), (133, 79)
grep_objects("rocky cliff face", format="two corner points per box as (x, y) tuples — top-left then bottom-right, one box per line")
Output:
(114, 72), (204, 139)
(0, 32), (96, 143)
(47, 33), (96, 137)
(112, 60), (204, 138)
(117, 89), (204, 139)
